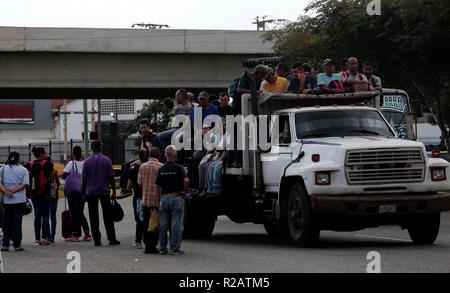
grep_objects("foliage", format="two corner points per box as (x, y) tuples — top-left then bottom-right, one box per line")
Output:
(123, 100), (163, 152)
(265, 0), (450, 148)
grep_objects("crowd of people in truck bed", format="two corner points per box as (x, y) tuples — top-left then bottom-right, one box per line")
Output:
(0, 57), (383, 255)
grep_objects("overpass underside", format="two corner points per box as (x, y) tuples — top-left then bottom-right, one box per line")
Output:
(0, 52), (260, 99)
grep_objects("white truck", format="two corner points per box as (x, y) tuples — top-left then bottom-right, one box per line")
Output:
(183, 91), (450, 247)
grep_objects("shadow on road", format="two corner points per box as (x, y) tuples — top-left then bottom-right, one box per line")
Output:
(199, 232), (418, 250)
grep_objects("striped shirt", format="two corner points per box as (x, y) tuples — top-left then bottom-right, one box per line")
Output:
(137, 158), (163, 207)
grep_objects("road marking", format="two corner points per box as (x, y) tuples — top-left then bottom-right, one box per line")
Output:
(355, 234), (411, 242)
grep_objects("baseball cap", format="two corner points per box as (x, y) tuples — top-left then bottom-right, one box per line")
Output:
(323, 58), (335, 67)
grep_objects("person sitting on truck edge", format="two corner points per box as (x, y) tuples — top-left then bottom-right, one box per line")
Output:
(288, 62), (318, 94)
(317, 59), (347, 94)
(340, 58), (350, 79)
(261, 67), (289, 93)
(206, 119), (230, 198)
(275, 62), (293, 81)
(218, 92), (233, 118)
(190, 91), (220, 125)
(188, 124), (213, 193)
(187, 92), (199, 107)
(363, 61), (382, 91)
(232, 64), (267, 115)
(152, 89), (192, 160)
(343, 57), (375, 91)
(193, 124), (218, 198)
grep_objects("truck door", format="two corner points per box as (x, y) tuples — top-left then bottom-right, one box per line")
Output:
(261, 114), (293, 193)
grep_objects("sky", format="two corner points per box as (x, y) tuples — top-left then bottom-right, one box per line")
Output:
(0, 0), (310, 30)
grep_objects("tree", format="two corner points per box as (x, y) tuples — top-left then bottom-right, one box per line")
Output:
(123, 100), (163, 153)
(265, 0), (450, 148)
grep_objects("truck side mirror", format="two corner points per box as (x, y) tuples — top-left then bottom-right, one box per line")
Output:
(414, 104), (423, 118)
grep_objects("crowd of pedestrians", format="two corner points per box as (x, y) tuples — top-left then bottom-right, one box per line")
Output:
(0, 56), (383, 254)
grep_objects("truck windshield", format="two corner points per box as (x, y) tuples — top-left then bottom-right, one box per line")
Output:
(295, 109), (395, 139)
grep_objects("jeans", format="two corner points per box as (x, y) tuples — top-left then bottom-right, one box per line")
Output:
(207, 160), (224, 195)
(49, 197), (58, 239)
(86, 194), (117, 243)
(159, 195), (184, 253)
(32, 190), (51, 241)
(1, 203), (25, 248)
(142, 206), (159, 251)
(133, 197), (144, 244)
(153, 128), (177, 154)
(67, 193), (90, 237)
(198, 154), (216, 189)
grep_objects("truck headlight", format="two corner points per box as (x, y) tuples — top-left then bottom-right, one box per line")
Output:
(315, 171), (331, 185)
(430, 168), (446, 182)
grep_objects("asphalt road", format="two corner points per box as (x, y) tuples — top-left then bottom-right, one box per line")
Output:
(1, 198), (449, 273)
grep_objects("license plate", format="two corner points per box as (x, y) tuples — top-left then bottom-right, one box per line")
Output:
(379, 204), (397, 214)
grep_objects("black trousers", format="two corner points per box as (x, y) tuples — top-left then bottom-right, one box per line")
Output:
(142, 206), (159, 250)
(86, 194), (117, 243)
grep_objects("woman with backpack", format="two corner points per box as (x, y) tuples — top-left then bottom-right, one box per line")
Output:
(47, 156), (60, 243)
(0, 152), (29, 251)
(62, 146), (91, 242)
(27, 146), (54, 245)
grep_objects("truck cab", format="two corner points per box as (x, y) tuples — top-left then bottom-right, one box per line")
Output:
(183, 91), (450, 247)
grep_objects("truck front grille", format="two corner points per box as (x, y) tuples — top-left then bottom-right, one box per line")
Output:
(345, 148), (425, 185)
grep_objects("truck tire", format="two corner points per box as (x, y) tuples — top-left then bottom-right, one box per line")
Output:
(287, 183), (320, 247)
(183, 197), (216, 239)
(407, 213), (440, 245)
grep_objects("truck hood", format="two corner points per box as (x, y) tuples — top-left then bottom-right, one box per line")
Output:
(300, 136), (424, 150)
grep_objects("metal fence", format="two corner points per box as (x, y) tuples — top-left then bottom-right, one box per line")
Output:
(0, 138), (137, 165)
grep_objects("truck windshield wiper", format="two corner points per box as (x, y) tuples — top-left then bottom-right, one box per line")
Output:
(301, 133), (334, 139)
(349, 129), (381, 135)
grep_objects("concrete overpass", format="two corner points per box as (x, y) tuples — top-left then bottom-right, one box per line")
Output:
(0, 26), (275, 98)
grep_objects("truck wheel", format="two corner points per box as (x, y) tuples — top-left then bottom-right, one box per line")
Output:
(287, 183), (320, 247)
(183, 197), (216, 239)
(408, 213), (440, 245)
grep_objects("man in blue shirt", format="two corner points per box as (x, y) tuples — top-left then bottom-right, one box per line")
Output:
(190, 91), (220, 126)
(288, 62), (318, 94)
(317, 59), (347, 94)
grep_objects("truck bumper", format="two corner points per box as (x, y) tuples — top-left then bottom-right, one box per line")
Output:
(311, 193), (450, 216)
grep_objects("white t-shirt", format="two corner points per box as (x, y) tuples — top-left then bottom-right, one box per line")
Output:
(63, 160), (84, 179)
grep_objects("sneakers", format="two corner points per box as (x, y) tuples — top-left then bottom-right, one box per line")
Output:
(170, 249), (184, 255)
(109, 240), (120, 246)
(40, 239), (50, 245)
(1, 246), (8, 252)
(83, 234), (92, 241)
(47, 238), (55, 243)
(34, 240), (41, 246)
(14, 247), (25, 252)
(159, 250), (168, 255)
(133, 242), (142, 249)
(65, 236), (80, 242)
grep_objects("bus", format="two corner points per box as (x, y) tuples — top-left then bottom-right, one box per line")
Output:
(380, 88), (414, 140)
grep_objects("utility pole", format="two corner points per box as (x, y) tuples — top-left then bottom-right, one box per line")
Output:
(83, 99), (89, 158)
(63, 99), (68, 161)
(91, 99), (96, 138)
(97, 99), (102, 142)
(253, 16), (288, 31)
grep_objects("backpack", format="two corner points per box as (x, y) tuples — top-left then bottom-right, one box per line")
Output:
(328, 79), (345, 90)
(228, 75), (242, 99)
(29, 160), (48, 199)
